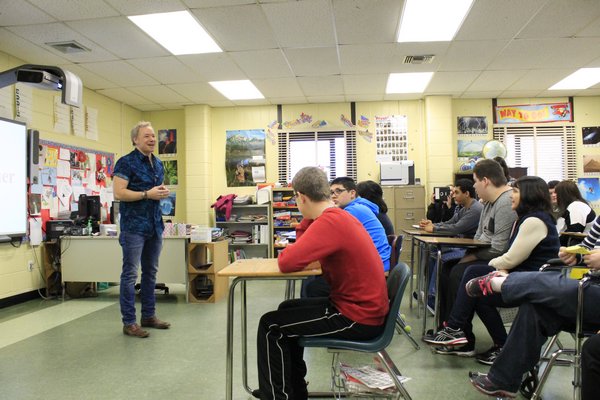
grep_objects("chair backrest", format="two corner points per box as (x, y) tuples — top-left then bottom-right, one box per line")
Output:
(387, 234), (403, 269)
(377, 261), (411, 349)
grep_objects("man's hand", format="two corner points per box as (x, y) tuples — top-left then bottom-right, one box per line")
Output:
(422, 221), (434, 233)
(444, 194), (452, 209)
(558, 246), (579, 266)
(148, 185), (170, 200)
(419, 219), (432, 228)
(304, 261), (321, 271)
(583, 250), (600, 270)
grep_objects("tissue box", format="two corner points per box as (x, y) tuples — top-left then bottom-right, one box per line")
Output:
(256, 187), (271, 204)
(191, 227), (212, 243)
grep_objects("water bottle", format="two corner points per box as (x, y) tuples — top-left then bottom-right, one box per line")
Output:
(87, 219), (92, 236)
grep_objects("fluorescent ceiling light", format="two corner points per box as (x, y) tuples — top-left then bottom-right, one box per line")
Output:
(549, 68), (600, 90)
(128, 11), (221, 55)
(398, 0), (474, 42)
(386, 72), (434, 93)
(209, 80), (264, 100)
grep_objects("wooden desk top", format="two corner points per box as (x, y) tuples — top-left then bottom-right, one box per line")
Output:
(560, 231), (587, 238)
(217, 258), (321, 277)
(413, 236), (491, 247)
(402, 228), (454, 237)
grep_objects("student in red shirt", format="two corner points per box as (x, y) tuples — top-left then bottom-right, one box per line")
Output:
(254, 166), (389, 400)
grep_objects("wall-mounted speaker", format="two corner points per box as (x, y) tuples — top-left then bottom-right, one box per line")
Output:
(27, 129), (40, 185)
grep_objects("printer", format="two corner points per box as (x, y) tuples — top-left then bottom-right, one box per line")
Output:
(380, 161), (415, 185)
(45, 220), (74, 240)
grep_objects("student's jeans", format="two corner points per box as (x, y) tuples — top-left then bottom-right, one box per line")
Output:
(119, 231), (162, 326)
(487, 271), (600, 392)
(427, 247), (466, 300)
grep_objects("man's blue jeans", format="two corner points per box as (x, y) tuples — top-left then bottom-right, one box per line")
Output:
(119, 231), (162, 326)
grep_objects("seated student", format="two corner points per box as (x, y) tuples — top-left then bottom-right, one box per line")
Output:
(424, 176), (559, 366)
(302, 177), (391, 298)
(426, 184), (456, 223)
(356, 180), (394, 236)
(547, 179), (560, 219)
(436, 159), (517, 350)
(582, 333), (600, 400)
(465, 214), (600, 399)
(555, 180), (596, 245)
(418, 179), (483, 306)
(254, 166), (389, 400)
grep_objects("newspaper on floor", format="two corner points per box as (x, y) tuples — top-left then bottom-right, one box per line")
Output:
(340, 363), (411, 392)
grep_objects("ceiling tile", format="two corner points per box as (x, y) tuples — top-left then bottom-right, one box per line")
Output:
(6, 23), (119, 62)
(333, 0), (402, 45)
(339, 44), (396, 74)
(269, 96), (309, 104)
(96, 87), (153, 105)
(167, 82), (227, 103)
(79, 61), (159, 86)
(341, 74), (388, 95)
(507, 69), (574, 91)
(297, 76), (344, 97)
(0, 0), (55, 25)
(262, 0), (336, 48)
(459, 91), (503, 99)
(0, 28), (67, 65)
(128, 85), (193, 103)
(253, 77), (304, 98)
(178, 53), (247, 81)
(306, 95), (346, 103)
(427, 71), (480, 93)
(468, 70), (527, 92)
(66, 17), (169, 59)
(104, 0), (187, 15)
(499, 90), (545, 98)
(191, 4), (277, 51)
(229, 49), (293, 79)
(128, 57), (201, 84)
(518, 0), (600, 39)
(345, 94), (384, 102)
(26, 0), (119, 21)
(440, 40), (508, 71)
(130, 103), (167, 111)
(57, 63), (119, 90)
(182, 0), (254, 7)
(284, 47), (340, 77)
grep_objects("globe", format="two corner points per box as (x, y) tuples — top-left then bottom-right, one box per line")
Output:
(482, 140), (508, 159)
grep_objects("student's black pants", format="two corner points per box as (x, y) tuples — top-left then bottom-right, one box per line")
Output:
(582, 333), (600, 400)
(256, 297), (383, 400)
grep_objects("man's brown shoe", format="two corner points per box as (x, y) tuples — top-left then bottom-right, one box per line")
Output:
(123, 323), (149, 338)
(141, 316), (171, 329)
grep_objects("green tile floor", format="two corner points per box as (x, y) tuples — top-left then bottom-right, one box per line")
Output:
(0, 281), (575, 400)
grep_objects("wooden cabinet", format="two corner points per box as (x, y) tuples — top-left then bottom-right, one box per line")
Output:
(215, 204), (272, 260)
(272, 188), (302, 258)
(187, 240), (228, 303)
(383, 185), (426, 263)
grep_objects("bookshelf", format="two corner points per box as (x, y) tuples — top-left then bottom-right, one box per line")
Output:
(272, 188), (303, 257)
(215, 204), (272, 261)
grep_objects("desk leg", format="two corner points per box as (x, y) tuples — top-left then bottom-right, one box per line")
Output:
(421, 243), (429, 336)
(241, 280), (251, 394)
(225, 277), (242, 400)
(409, 237), (415, 309)
(434, 248), (442, 331)
(285, 280), (295, 299)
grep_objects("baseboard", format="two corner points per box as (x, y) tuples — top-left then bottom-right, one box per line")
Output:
(0, 290), (41, 310)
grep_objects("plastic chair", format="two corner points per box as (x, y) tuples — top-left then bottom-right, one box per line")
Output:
(387, 234), (403, 269)
(523, 261), (599, 400)
(299, 262), (413, 400)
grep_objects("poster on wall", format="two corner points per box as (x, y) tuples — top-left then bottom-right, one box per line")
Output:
(163, 160), (178, 185)
(158, 129), (177, 155)
(457, 140), (487, 158)
(583, 155), (600, 174)
(582, 126), (600, 147)
(225, 129), (266, 187)
(160, 191), (176, 217)
(457, 116), (487, 135)
(495, 102), (572, 123)
(578, 178), (600, 207)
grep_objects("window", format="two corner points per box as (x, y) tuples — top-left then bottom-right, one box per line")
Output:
(493, 124), (576, 181)
(278, 131), (357, 184)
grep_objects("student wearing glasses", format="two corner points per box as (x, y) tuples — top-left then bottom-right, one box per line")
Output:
(302, 176), (391, 298)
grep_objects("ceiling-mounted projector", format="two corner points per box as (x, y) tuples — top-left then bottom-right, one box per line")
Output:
(16, 69), (62, 90)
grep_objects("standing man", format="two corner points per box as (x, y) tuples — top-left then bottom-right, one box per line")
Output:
(113, 121), (171, 338)
(255, 167), (388, 400)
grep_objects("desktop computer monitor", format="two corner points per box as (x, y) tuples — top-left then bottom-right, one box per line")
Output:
(77, 194), (101, 222)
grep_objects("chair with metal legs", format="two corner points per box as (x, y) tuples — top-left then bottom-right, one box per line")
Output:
(299, 262), (413, 399)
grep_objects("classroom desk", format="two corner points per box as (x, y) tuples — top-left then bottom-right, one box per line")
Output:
(401, 228), (454, 311)
(561, 231), (587, 246)
(60, 236), (188, 294)
(218, 258), (321, 400)
(412, 236), (490, 335)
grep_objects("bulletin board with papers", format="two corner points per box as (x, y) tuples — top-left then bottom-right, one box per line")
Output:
(28, 139), (114, 242)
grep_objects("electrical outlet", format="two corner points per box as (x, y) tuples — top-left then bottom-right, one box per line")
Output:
(27, 260), (34, 272)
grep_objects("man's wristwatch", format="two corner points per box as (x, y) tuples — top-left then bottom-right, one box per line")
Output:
(142, 190), (147, 200)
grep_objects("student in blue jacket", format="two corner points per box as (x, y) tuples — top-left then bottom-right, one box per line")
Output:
(302, 176), (391, 298)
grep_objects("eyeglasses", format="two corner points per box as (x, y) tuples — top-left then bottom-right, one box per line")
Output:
(330, 188), (347, 196)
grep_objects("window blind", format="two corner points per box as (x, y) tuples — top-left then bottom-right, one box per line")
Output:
(278, 130), (357, 184)
(493, 124), (576, 181)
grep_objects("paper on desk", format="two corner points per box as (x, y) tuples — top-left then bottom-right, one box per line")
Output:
(564, 245), (592, 255)
(412, 224), (420, 229)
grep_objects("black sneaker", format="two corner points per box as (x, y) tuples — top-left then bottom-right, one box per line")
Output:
(465, 271), (501, 297)
(423, 326), (468, 346)
(476, 345), (503, 365)
(434, 342), (476, 357)
(469, 371), (517, 398)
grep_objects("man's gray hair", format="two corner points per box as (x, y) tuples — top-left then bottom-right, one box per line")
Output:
(130, 121), (153, 145)
(292, 167), (330, 202)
